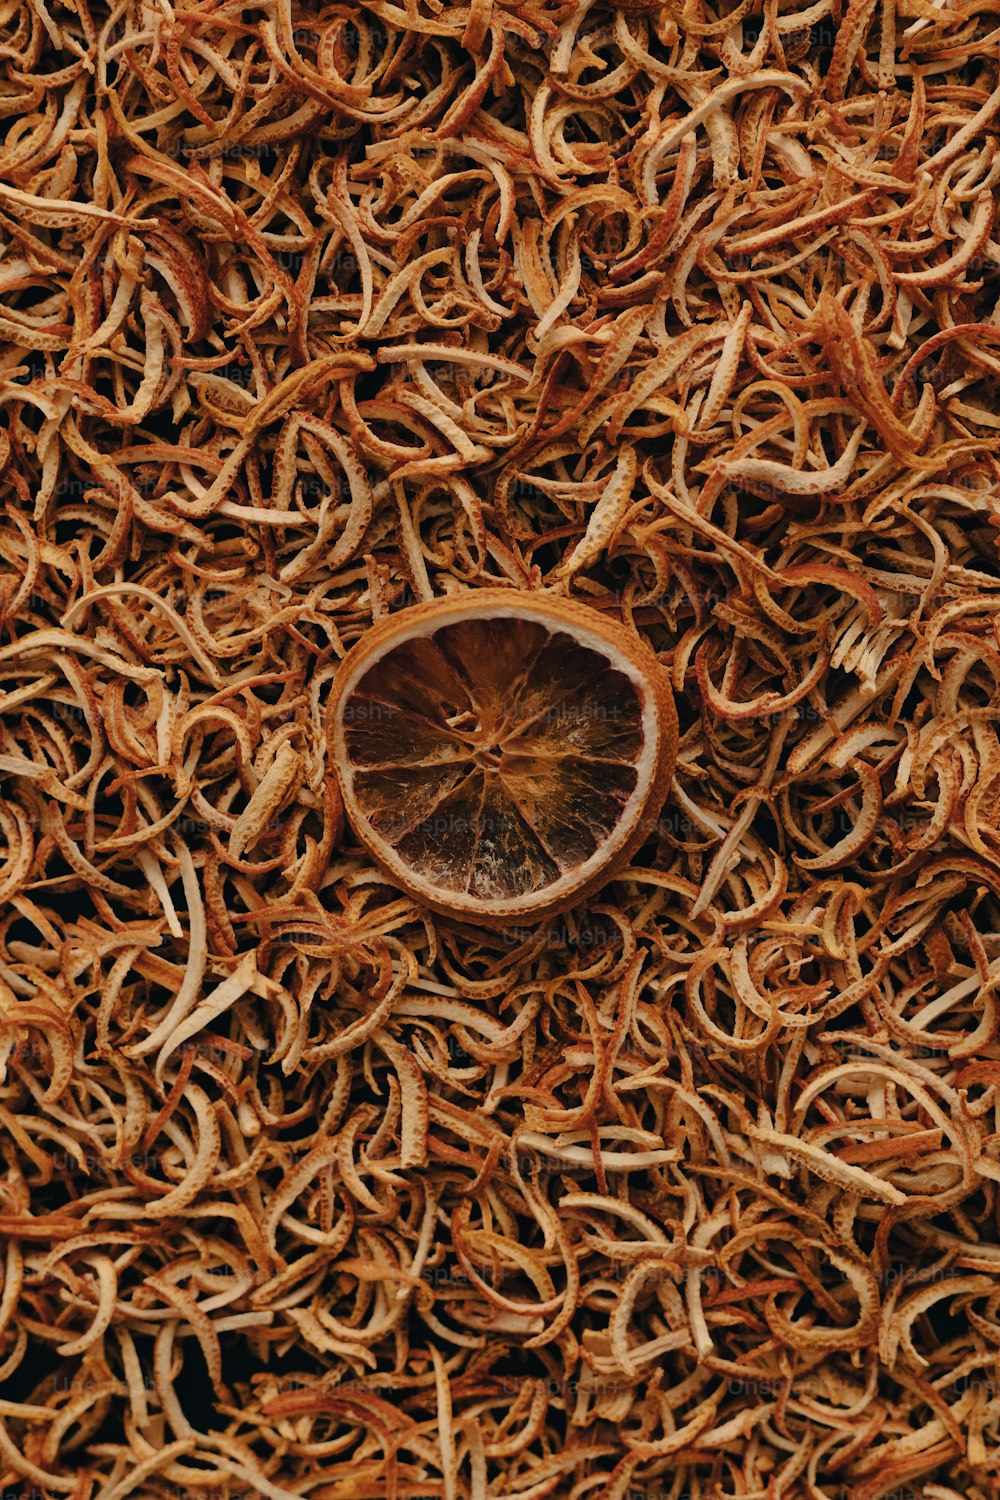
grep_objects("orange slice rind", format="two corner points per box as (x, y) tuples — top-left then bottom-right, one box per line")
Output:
(328, 589), (677, 925)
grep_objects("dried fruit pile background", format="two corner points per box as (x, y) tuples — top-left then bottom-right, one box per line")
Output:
(2, 0), (1000, 1496)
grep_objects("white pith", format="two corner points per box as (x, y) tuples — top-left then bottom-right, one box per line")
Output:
(332, 600), (665, 917)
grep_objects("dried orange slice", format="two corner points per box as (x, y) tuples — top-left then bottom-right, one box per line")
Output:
(328, 589), (677, 924)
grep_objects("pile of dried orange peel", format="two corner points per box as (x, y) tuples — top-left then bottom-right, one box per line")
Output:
(2, 0), (1000, 1496)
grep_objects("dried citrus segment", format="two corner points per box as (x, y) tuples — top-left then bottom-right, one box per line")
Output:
(329, 591), (677, 924)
